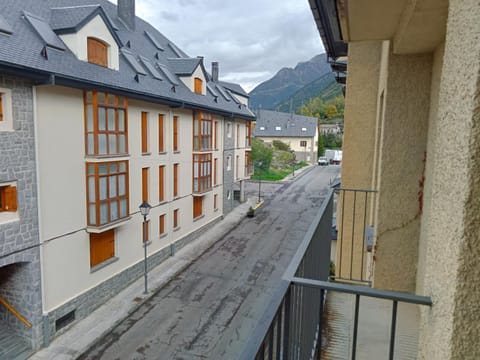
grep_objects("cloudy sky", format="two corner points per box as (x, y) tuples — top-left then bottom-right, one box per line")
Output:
(113, 0), (325, 92)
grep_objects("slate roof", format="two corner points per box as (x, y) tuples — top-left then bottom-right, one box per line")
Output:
(219, 81), (249, 97)
(168, 58), (202, 76)
(253, 109), (318, 137)
(0, 0), (254, 119)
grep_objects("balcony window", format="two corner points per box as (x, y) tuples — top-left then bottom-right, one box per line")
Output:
(84, 91), (128, 156)
(86, 160), (129, 226)
(193, 111), (212, 151)
(193, 153), (212, 193)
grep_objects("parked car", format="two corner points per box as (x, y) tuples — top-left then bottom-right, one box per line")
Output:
(318, 157), (329, 166)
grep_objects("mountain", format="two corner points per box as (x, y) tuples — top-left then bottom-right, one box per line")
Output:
(248, 54), (336, 111)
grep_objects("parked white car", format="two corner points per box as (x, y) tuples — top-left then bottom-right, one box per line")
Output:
(318, 157), (329, 166)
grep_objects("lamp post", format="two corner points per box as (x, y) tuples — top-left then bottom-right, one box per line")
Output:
(256, 161), (263, 203)
(291, 150), (296, 177)
(139, 201), (151, 295)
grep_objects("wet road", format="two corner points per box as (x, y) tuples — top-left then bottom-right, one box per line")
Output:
(80, 165), (340, 360)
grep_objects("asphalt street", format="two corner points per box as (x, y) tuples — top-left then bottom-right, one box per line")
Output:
(79, 165), (340, 360)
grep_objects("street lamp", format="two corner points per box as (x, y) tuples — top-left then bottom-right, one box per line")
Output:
(256, 161), (263, 203)
(291, 150), (296, 177)
(139, 201), (151, 295)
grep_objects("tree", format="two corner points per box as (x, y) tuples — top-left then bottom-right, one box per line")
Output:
(272, 140), (291, 152)
(317, 132), (325, 156)
(251, 138), (273, 172)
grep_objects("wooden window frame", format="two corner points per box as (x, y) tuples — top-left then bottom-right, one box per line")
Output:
(300, 140), (307, 147)
(86, 160), (129, 227)
(141, 112), (149, 154)
(84, 91), (128, 156)
(173, 163), (179, 197)
(246, 123), (251, 147)
(0, 185), (17, 212)
(193, 154), (212, 193)
(193, 196), (203, 218)
(194, 77), (203, 95)
(214, 121), (218, 149)
(173, 208), (179, 228)
(90, 229), (115, 267)
(173, 116), (179, 151)
(159, 214), (165, 235)
(193, 111), (212, 151)
(159, 165), (165, 202)
(158, 114), (165, 152)
(87, 37), (108, 67)
(142, 167), (149, 202)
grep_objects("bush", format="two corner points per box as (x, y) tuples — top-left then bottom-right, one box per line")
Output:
(272, 140), (291, 152)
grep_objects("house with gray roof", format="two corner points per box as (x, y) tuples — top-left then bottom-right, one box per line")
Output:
(0, 0), (254, 356)
(253, 109), (319, 164)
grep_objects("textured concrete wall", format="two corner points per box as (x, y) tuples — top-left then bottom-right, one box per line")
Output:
(336, 41), (382, 281)
(0, 75), (42, 349)
(372, 50), (432, 292)
(418, 0), (480, 358)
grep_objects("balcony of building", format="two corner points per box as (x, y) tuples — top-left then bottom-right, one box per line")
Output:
(239, 188), (432, 360)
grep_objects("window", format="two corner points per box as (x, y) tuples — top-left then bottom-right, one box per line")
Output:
(194, 77), (203, 95)
(173, 208), (179, 228)
(0, 185), (17, 212)
(86, 161), (129, 226)
(226, 156), (232, 171)
(301, 127), (307, 132)
(227, 123), (232, 138)
(275, 126), (281, 131)
(214, 158), (218, 185)
(143, 220), (150, 243)
(236, 124), (240, 147)
(84, 91), (128, 156)
(173, 116), (179, 151)
(300, 140), (307, 147)
(87, 37), (108, 67)
(259, 126), (265, 131)
(193, 196), (203, 218)
(236, 155), (239, 179)
(246, 123), (251, 147)
(0, 93), (3, 122)
(142, 167), (149, 202)
(90, 229), (115, 267)
(158, 114), (164, 152)
(173, 163), (179, 197)
(214, 194), (218, 210)
(193, 154), (212, 193)
(159, 214), (165, 235)
(141, 112), (149, 153)
(159, 165), (165, 202)
(214, 121), (218, 149)
(245, 152), (253, 175)
(193, 111), (212, 151)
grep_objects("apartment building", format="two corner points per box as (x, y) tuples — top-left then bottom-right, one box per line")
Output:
(0, 0), (253, 354)
(311, 0), (480, 358)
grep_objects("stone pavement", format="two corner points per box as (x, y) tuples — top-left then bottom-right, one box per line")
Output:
(30, 165), (317, 360)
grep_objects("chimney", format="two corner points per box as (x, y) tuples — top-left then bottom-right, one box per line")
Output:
(212, 62), (219, 82)
(118, 0), (135, 31)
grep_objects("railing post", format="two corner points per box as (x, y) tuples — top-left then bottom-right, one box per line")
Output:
(283, 285), (291, 359)
(352, 294), (360, 360)
(317, 288), (325, 360)
(389, 300), (398, 360)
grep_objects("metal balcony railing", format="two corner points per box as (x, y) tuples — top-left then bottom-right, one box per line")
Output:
(239, 189), (432, 360)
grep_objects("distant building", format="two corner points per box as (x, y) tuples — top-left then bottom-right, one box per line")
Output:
(319, 123), (342, 135)
(253, 110), (318, 164)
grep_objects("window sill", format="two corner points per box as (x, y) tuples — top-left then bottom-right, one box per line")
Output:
(214, 208), (219, 212)
(142, 152), (152, 156)
(173, 196), (180, 201)
(173, 150), (181, 154)
(158, 151), (168, 155)
(90, 256), (119, 273)
(0, 212), (20, 226)
(85, 154), (130, 160)
(87, 216), (131, 233)
(158, 200), (168, 206)
(193, 214), (205, 222)
(173, 226), (180, 232)
(193, 148), (214, 153)
(143, 240), (152, 247)
(159, 233), (168, 239)
(192, 189), (212, 196)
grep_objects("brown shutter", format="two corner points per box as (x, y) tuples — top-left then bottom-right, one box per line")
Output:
(159, 166), (164, 202)
(173, 209), (178, 228)
(159, 215), (164, 235)
(173, 164), (178, 197)
(90, 230), (115, 267)
(142, 168), (149, 202)
(87, 38), (108, 67)
(0, 94), (3, 122)
(141, 112), (148, 153)
(158, 114), (164, 152)
(194, 78), (202, 94)
(173, 116), (178, 151)
(193, 197), (202, 218)
(4, 186), (17, 211)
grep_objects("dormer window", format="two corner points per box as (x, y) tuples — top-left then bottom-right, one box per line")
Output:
(194, 77), (203, 95)
(88, 37), (108, 67)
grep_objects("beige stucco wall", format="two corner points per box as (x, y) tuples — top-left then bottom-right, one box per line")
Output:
(417, 0), (480, 358)
(35, 86), (223, 311)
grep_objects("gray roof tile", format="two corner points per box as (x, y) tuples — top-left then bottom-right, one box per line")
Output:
(253, 110), (317, 137)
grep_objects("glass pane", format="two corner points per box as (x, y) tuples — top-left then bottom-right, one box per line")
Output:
(109, 175), (117, 197)
(193, 179), (198, 192)
(119, 135), (126, 154)
(88, 176), (96, 202)
(100, 203), (108, 224)
(87, 134), (94, 155)
(97, 92), (105, 104)
(87, 105), (94, 131)
(87, 164), (95, 175)
(108, 94), (115, 105)
(110, 201), (118, 221)
(110, 163), (118, 173)
(98, 107), (106, 131)
(119, 162), (126, 172)
(108, 109), (115, 130)
(120, 199), (127, 217)
(118, 175), (126, 195)
(118, 96), (125, 106)
(98, 134), (107, 155)
(109, 134), (117, 154)
(99, 177), (107, 200)
(86, 91), (93, 103)
(89, 204), (96, 224)
(118, 110), (125, 131)
(99, 164), (108, 175)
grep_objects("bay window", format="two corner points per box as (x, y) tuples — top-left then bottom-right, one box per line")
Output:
(193, 111), (212, 151)
(193, 154), (212, 193)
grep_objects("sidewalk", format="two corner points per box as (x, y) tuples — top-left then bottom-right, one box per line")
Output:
(31, 200), (254, 360)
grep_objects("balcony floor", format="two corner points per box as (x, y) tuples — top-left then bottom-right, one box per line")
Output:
(322, 291), (420, 359)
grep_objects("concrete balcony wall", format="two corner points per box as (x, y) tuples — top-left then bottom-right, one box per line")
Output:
(372, 45), (432, 293)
